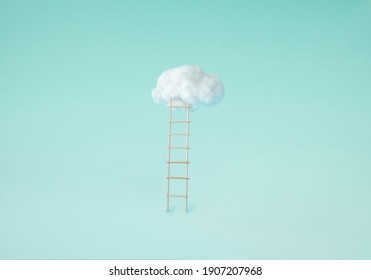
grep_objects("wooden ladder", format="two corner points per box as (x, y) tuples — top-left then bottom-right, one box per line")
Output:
(166, 98), (191, 212)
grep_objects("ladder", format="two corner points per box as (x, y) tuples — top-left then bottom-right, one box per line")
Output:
(166, 98), (191, 212)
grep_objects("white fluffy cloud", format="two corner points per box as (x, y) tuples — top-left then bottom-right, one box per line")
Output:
(151, 65), (224, 109)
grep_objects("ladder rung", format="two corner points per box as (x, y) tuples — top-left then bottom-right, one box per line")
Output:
(169, 120), (191, 123)
(167, 176), (190, 180)
(170, 105), (191, 108)
(168, 146), (190, 149)
(169, 133), (191, 136)
(167, 194), (188, 198)
(167, 161), (190, 164)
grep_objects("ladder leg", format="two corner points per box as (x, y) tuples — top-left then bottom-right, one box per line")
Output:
(185, 106), (190, 212)
(166, 181), (169, 212)
(166, 98), (173, 212)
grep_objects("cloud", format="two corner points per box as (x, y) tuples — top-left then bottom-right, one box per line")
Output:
(151, 65), (224, 110)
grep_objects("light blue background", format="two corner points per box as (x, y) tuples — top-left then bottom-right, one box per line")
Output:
(1, 0), (370, 259)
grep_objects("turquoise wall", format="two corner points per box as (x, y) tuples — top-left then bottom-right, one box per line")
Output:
(1, 0), (370, 259)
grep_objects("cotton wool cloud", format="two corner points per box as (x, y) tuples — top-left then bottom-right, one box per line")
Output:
(151, 65), (224, 109)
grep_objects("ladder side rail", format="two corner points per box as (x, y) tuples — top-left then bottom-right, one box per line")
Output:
(166, 98), (173, 212)
(185, 105), (190, 212)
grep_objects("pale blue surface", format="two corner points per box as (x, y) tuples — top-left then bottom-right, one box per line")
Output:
(1, 0), (371, 259)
